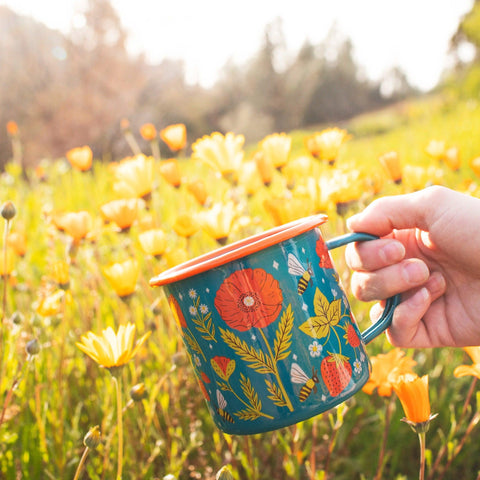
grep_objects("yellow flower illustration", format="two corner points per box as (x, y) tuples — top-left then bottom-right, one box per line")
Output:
(76, 323), (151, 369)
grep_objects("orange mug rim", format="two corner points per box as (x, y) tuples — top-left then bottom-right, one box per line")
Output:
(149, 213), (328, 287)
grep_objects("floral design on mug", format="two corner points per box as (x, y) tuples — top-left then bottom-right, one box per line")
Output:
(214, 268), (283, 331)
(210, 355), (273, 421)
(309, 340), (323, 357)
(316, 238), (333, 269)
(216, 268), (295, 416)
(188, 288), (217, 343)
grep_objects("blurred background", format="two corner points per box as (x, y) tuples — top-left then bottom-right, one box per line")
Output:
(0, 0), (478, 167)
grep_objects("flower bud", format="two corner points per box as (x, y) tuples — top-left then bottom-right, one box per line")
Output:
(11, 311), (23, 325)
(26, 338), (40, 356)
(1, 201), (16, 221)
(83, 425), (102, 449)
(130, 383), (147, 402)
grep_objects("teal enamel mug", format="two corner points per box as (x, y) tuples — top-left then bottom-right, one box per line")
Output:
(150, 214), (400, 435)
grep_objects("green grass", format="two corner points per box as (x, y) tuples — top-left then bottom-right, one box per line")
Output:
(0, 93), (479, 480)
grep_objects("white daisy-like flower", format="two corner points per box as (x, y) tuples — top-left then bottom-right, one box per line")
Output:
(194, 354), (201, 366)
(188, 289), (197, 299)
(189, 306), (197, 316)
(309, 340), (322, 357)
(199, 304), (209, 314)
(354, 359), (362, 374)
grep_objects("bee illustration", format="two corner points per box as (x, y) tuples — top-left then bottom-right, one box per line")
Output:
(290, 362), (320, 402)
(287, 253), (314, 295)
(216, 390), (234, 423)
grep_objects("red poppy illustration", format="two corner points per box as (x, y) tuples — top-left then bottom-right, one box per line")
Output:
(214, 268), (283, 332)
(211, 356), (236, 381)
(168, 294), (187, 329)
(316, 238), (334, 269)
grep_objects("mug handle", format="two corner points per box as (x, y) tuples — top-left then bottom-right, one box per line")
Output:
(325, 232), (401, 345)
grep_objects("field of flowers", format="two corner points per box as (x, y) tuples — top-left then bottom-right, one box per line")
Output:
(1, 93), (480, 480)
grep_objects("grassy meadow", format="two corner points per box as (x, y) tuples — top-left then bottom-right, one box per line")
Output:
(1, 93), (480, 480)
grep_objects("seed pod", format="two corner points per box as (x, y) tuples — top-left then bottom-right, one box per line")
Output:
(83, 425), (102, 449)
(1, 201), (16, 221)
(26, 339), (40, 356)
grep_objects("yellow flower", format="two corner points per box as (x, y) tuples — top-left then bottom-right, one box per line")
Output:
(263, 192), (315, 226)
(164, 247), (189, 268)
(160, 123), (187, 152)
(192, 132), (244, 182)
(103, 258), (139, 298)
(53, 211), (93, 244)
(100, 199), (139, 231)
(444, 146), (461, 171)
(425, 139), (446, 161)
(172, 213), (200, 239)
(379, 151), (402, 184)
(393, 374), (434, 426)
(138, 229), (167, 257)
(76, 323), (151, 370)
(66, 146), (93, 172)
(113, 154), (155, 200)
(363, 348), (417, 397)
(199, 202), (238, 245)
(305, 128), (350, 165)
(237, 160), (263, 196)
(35, 289), (67, 317)
(140, 123), (157, 141)
(260, 133), (291, 170)
(453, 346), (480, 379)
(51, 260), (70, 289)
(470, 157), (480, 178)
(159, 159), (182, 188)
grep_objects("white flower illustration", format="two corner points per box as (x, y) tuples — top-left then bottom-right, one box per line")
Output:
(309, 340), (323, 357)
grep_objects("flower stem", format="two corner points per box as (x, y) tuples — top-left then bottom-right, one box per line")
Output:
(73, 446), (90, 480)
(112, 375), (124, 480)
(374, 395), (395, 480)
(418, 431), (426, 480)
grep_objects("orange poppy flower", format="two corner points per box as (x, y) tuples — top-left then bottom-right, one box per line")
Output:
(363, 348), (417, 397)
(470, 157), (480, 178)
(379, 151), (402, 184)
(393, 374), (435, 427)
(53, 211), (93, 243)
(260, 133), (291, 170)
(140, 123), (157, 141)
(159, 159), (182, 188)
(214, 268), (283, 331)
(453, 346), (480, 379)
(186, 178), (209, 206)
(66, 146), (93, 171)
(160, 123), (187, 152)
(254, 151), (275, 186)
(102, 258), (139, 298)
(6, 121), (19, 136)
(113, 154), (155, 200)
(100, 199), (139, 231)
(444, 146), (461, 171)
(305, 128), (350, 165)
(7, 231), (27, 257)
(138, 229), (167, 257)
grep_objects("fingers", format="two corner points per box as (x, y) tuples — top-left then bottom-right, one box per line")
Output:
(346, 186), (446, 237)
(346, 239), (405, 271)
(370, 271), (447, 348)
(350, 258), (430, 302)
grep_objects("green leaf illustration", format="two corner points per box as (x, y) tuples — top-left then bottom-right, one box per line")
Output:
(273, 304), (293, 362)
(299, 287), (342, 339)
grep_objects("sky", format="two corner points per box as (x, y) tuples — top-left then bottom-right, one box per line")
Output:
(1, 0), (475, 91)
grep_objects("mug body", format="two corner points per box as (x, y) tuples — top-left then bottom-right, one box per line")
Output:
(158, 220), (371, 435)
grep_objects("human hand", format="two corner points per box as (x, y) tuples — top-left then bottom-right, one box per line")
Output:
(345, 186), (480, 348)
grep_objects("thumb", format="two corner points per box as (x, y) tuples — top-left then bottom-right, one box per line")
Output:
(347, 188), (440, 237)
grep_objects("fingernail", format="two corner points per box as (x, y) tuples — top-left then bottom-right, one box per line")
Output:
(426, 271), (446, 295)
(379, 242), (405, 263)
(402, 260), (429, 284)
(346, 213), (361, 230)
(409, 287), (429, 308)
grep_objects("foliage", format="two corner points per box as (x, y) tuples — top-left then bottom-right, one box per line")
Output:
(0, 91), (479, 479)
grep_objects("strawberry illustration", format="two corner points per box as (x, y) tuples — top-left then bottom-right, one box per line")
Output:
(320, 353), (352, 397)
(345, 324), (361, 348)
